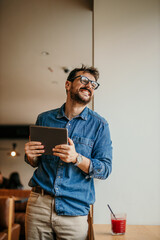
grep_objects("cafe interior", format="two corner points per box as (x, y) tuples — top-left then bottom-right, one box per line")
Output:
(0, 0), (160, 239)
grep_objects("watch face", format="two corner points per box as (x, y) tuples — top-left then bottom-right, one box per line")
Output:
(75, 153), (83, 165)
(77, 154), (83, 163)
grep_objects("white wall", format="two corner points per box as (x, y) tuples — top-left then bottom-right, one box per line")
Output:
(0, 0), (92, 124)
(94, 0), (160, 225)
(0, 0), (92, 188)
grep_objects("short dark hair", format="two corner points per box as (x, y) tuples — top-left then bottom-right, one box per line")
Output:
(67, 65), (99, 82)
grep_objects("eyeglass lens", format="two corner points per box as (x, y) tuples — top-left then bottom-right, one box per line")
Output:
(80, 76), (98, 89)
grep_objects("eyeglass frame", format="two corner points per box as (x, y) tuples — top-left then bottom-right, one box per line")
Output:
(68, 75), (100, 90)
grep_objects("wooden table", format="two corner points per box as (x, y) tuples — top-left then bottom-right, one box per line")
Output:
(93, 224), (160, 240)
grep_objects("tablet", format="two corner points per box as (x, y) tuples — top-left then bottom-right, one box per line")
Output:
(30, 125), (68, 155)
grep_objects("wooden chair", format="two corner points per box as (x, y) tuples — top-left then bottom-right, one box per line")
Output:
(0, 189), (31, 240)
(0, 197), (20, 240)
(87, 205), (94, 240)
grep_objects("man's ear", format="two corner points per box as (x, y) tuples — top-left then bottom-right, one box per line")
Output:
(65, 80), (71, 90)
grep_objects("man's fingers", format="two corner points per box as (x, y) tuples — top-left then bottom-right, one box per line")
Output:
(25, 141), (45, 158)
(29, 145), (44, 150)
(27, 149), (45, 158)
(31, 149), (45, 154)
(54, 144), (69, 150)
(53, 152), (69, 161)
(28, 141), (42, 145)
(54, 138), (74, 149)
(25, 142), (44, 150)
(29, 153), (43, 158)
(53, 152), (65, 157)
(68, 138), (74, 145)
(53, 148), (68, 154)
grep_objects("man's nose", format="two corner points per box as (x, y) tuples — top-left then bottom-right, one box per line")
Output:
(86, 81), (92, 89)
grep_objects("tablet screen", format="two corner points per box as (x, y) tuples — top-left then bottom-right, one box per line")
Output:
(30, 125), (68, 155)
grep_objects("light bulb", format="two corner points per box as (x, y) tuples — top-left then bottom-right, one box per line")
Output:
(11, 150), (16, 157)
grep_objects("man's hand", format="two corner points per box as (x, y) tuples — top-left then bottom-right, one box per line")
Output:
(25, 141), (45, 159)
(52, 138), (78, 163)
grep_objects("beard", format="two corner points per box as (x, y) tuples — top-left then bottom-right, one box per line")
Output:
(70, 85), (92, 105)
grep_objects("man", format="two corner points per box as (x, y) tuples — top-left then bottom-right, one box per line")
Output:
(24, 65), (112, 240)
(0, 171), (9, 188)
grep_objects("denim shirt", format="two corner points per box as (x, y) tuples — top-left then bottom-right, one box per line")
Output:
(25, 104), (112, 216)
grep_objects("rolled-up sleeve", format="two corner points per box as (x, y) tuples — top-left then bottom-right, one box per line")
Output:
(86, 122), (112, 179)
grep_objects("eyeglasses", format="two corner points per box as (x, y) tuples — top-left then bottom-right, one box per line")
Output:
(69, 75), (100, 90)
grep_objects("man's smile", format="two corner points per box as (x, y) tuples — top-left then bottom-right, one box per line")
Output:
(79, 88), (91, 96)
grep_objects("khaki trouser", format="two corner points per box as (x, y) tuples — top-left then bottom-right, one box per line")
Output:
(25, 191), (88, 240)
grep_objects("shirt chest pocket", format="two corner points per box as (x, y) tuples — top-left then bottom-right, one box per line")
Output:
(72, 136), (94, 158)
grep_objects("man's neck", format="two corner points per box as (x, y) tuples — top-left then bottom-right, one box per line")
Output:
(65, 100), (87, 120)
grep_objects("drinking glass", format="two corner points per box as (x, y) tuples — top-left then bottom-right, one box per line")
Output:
(111, 213), (127, 235)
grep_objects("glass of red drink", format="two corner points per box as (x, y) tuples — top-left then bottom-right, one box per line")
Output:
(111, 213), (126, 235)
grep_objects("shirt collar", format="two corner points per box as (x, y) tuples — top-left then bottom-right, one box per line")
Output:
(56, 104), (66, 119)
(56, 103), (88, 121)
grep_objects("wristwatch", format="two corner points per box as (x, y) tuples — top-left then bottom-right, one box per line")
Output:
(74, 153), (83, 166)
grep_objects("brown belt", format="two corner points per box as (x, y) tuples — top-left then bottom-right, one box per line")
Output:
(32, 186), (52, 196)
